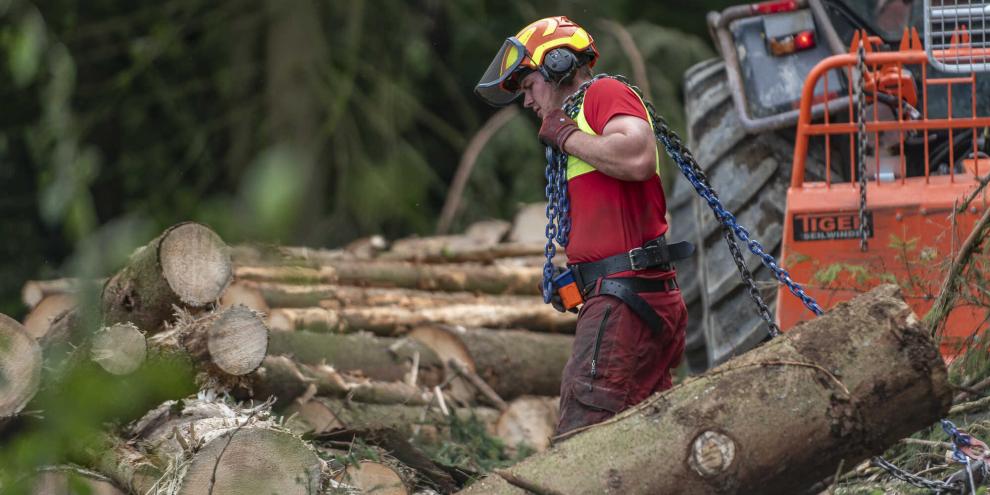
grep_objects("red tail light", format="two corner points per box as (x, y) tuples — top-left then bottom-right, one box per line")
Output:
(794, 30), (815, 50)
(754, 0), (799, 14)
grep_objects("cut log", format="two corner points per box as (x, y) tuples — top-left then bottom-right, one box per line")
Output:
(26, 466), (124, 495)
(235, 261), (541, 295)
(21, 278), (86, 310)
(267, 331), (444, 385)
(340, 460), (410, 495)
(248, 355), (433, 408)
(286, 396), (499, 438)
(458, 286), (953, 495)
(149, 305), (268, 377)
(250, 282), (547, 311)
(508, 203), (549, 244)
(22, 293), (76, 341)
(378, 220), (515, 263)
(0, 313), (43, 423)
(90, 323), (147, 375)
(102, 222), (232, 331)
(409, 326), (572, 400)
(495, 396), (560, 453)
(268, 302), (575, 336)
(98, 397), (325, 495)
(219, 280), (270, 313)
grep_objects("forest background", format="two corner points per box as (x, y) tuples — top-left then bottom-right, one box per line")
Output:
(0, 0), (737, 319)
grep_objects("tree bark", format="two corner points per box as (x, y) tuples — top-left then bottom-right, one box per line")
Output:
(267, 331), (445, 386)
(149, 305), (269, 378)
(459, 286), (953, 495)
(285, 396), (499, 439)
(0, 313), (43, 423)
(90, 322), (147, 375)
(247, 355), (433, 408)
(251, 282), (504, 309)
(235, 260), (541, 295)
(268, 302), (574, 336)
(97, 396), (325, 495)
(102, 222), (232, 331)
(409, 326), (573, 401)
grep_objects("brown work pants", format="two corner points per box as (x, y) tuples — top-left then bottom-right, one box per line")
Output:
(554, 286), (687, 437)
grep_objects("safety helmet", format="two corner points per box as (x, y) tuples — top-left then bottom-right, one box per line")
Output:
(475, 16), (599, 107)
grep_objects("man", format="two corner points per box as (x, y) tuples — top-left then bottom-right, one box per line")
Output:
(475, 16), (689, 436)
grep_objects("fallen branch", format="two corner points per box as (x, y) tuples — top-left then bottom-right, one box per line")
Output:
(926, 205), (990, 337)
(449, 358), (508, 412)
(949, 394), (990, 415)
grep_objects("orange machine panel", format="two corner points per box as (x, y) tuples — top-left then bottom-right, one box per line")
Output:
(778, 175), (988, 359)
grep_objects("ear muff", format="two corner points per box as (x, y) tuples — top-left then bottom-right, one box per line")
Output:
(539, 48), (580, 85)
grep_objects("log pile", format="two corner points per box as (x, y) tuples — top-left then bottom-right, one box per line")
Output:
(2, 214), (954, 494)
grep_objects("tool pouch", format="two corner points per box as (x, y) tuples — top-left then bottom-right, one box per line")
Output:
(552, 268), (584, 310)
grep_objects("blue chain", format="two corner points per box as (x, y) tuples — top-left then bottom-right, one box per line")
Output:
(542, 74), (823, 333)
(657, 130), (825, 317)
(542, 145), (570, 302)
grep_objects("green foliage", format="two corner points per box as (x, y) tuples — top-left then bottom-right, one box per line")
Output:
(417, 411), (533, 475)
(0, 358), (196, 492)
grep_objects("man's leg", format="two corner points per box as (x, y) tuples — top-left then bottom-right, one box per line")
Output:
(555, 290), (687, 437)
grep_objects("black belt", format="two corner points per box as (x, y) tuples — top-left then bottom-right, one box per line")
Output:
(588, 278), (676, 333)
(569, 235), (694, 289)
(570, 235), (693, 333)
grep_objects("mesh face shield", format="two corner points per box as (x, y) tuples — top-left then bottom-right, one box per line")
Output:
(475, 37), (532, 107)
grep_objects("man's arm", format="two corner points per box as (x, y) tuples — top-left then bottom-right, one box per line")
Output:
(563, 115), (656, 182)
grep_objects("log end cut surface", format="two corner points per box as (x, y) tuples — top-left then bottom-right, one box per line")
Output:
(178, 428), (322, 495)
(342, 461), (409, 495)
(495, 396), (559, 452)
(23, 293), (76, 340)
(160, 222), (232, 307)
(91, 323), (147, 375)
(220, 281), (270, 313)
(208, 305), (269, 375)
(0, 313), (43, 418)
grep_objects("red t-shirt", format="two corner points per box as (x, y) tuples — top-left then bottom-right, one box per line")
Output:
(565, 78), (670, 269)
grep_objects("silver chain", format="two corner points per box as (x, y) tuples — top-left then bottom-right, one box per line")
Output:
(855, 39), (870, 252)
(872, 457), (964, 493)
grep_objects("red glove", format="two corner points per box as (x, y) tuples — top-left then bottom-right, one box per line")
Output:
(539, 108), (580, 151)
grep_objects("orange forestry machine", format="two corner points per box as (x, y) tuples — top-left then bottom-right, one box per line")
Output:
(682, 0), (990, 369)
(780, 25), (990, 360)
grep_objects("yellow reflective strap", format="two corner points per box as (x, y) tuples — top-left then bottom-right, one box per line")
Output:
(566, 83), (660, 181)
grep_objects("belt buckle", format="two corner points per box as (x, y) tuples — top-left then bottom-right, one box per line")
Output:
(628, 247), (646, 271)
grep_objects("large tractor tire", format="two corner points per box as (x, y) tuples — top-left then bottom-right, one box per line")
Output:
(675, 58), (807, 371)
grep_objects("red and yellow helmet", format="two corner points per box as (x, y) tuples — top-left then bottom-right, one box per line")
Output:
(476, 16), (599, 107)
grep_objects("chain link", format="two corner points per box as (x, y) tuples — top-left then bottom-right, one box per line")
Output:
(542, 142), (572, 302)
(872, 457), (964, 493)
(855, 39), (870, 252)
(562, 74), (824, 328)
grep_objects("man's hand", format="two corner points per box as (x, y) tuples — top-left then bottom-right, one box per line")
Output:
(539, 108), (580, 151)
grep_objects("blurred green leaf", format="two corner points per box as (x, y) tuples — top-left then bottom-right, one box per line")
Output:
(7, 7), (45, 87)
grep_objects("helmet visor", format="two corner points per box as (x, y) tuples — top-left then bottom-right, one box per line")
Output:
(475, 37), (530, 107)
